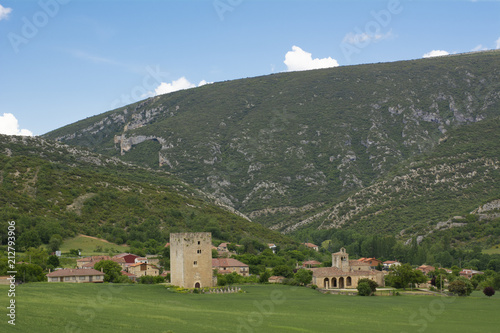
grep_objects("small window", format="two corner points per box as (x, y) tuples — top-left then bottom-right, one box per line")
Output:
(198, 241), (201, 245)
(194, 261), (198, 266)
(197, 249), (202, 254)
(64, 277), (70, 281)
(79, 276), (85, 280)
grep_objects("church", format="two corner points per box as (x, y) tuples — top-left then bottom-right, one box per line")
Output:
(309, 248), (385, 289)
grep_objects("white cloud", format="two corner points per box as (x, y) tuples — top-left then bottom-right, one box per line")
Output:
(154, 77), (209, 96)
(0, 4), (12, 21)
(0, 113), (33, 136)
(422, 50), (450, 58)
(496, 37), (500, 49)
(284, 46), (339, 72)
(342, 31), (393, 46)
(471, 44), (487, 52)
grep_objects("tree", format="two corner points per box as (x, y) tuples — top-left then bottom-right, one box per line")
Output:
(294, 269), (313, 286)
(259, 269), (271, 283)
(448, 279), (473, 296)
(16, 263), (45, 283)
(227, 243), (238, 252)
(357, 282), (372, 296)
(272, 265), (293, 278)
(471, 273), (487, 289)
(18, 230), (42, 251)
(225, 272), (241, 285)
(94, 260), (122, 283)
(358, 278), (378, 294)
(487, 259), (500, 272)
(412, 269), (429, 287)
(23, 247), (49, 268)
(47, 255), (60, 269)
(387, 263), (414, 290)
(483, 286), (495, 298)
(48, 234), (63, 253)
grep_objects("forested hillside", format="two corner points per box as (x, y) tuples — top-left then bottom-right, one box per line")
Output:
(0, 135), (292, 252)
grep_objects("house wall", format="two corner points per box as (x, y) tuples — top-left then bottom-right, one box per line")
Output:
(314, 274), (383, 289)
(47, 275), (104, 283)
(170, 232), (213, 289)
(217, 266), (249, 276)
(129, 265), (159, 277)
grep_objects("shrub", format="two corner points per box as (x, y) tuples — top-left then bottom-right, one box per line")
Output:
(153, 275), (165, 284)
(483, 286), (495, 297)
(448, 279), (473, 296)
(358, 278), (378, 294)
(139, 275), (154, 284)
(357, 282), (372, 296)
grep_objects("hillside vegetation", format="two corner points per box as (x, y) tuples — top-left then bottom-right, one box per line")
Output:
(44, 51), (500, 240)
(0, 135), (292, 250)
(283, 117), (500, 238)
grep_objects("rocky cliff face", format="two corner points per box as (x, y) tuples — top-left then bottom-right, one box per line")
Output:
(44, 51), (500, 235)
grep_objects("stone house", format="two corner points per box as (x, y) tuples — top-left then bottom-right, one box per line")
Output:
(309, 248), (385, 289)
(357, 258), (383, 268)
(46, 269), (105, 283)
(417, 265), (435, 275)
(113, 253), (141, 264)
(127, 263), (159, 277)
(76, 256), (111, 268)
(383, 260), (401, 269)
(268, 276), (285, 283)
(459, 269), (484, 279)
(302, 260), (321, 268)
(81, 257), (127, 270)
(212, 258), (249, 276)
(302, 243), (319, 251)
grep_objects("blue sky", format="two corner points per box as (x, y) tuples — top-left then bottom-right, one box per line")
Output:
(1, 0), (499, 136)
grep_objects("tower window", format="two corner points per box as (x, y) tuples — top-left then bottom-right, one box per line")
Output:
(194, 261), (198, 266)
(197, 249), (202, 254)
(198, 241), (201, 245)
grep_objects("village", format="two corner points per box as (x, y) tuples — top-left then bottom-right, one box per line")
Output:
(29, 232), (487, 296)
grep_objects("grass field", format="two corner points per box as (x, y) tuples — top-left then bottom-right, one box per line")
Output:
(482, 246), (500, 255)
(1, 284), (499, 333)
(59, 234), (129, 256)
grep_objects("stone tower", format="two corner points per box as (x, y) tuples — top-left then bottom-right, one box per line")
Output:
(170, 232), (213, 288)
(332, 247), (350, 272)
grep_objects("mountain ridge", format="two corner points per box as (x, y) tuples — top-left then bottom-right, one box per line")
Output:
(43, 50), (500, 239)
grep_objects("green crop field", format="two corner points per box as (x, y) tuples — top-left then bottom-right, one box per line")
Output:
(1, 284), (499, 333)
(59, 235), (130, 256)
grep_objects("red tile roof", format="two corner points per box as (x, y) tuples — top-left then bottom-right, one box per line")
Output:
(303, 260), (321, 267)
(349, 260), (371, 266)
(308, 267), (378, 277)
(212, 258), (248, 268)
(113, 253), (139, 259)
(269, 276), (285, 281)
(46, 269), (105, 277)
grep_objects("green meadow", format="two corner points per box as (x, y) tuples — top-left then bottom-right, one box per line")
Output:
(1, 284), (499, 333)
(59, 235), (130, 256)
